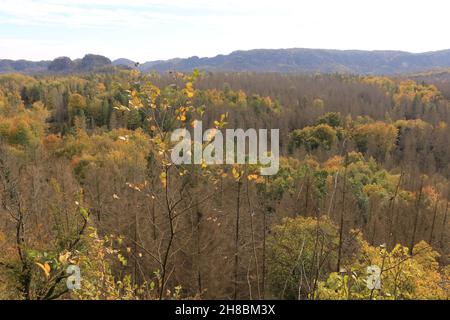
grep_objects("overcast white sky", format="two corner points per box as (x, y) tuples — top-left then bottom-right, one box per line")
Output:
(0, 0), (449, 62)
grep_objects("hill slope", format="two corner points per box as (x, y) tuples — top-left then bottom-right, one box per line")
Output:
(2, 48), (450, 75)
(140, 48), (450, 74)
(0, 54), (112, 74)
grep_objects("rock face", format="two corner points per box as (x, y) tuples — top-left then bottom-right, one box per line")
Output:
(48, 54), (112, 73)
(79, 54), (111, 70)
(48, 57), (74, 72)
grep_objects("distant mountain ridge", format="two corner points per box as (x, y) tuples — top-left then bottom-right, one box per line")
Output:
(1, 48), (450, 75)
(0, 54), (113, 74)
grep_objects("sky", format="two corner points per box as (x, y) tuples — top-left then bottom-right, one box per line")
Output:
(0, 0), (449, 62)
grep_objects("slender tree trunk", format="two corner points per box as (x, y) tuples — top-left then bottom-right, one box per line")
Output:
(387, 171), (403, 248)
(336, 153), (348, 272)
(369, 201), (377, 246)
(409, 175), (424, 254)
(147, 171), (157, 241)
(152, 195), (156, 240)
(327, 172), (339, 219)
(304, 175), (310, 216)
(233, 179), (241, 300)
(159, 167), (174, 300)
(246, 177), (260, 299)
(95, 177), (101, 221)
(310, 208), (321, 299)
(262, 208), (267, 299)
(196, 201), (203, 296)
(439, 189), (449, 248)
(428, 187), (439, 244)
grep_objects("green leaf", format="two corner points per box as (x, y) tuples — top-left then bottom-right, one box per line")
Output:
(79, 206), (89, 220)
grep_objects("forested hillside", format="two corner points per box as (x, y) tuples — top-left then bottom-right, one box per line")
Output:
(0, 70), (448, 300)
(137, 48), (450, 74)
(3, 48), (450, 75)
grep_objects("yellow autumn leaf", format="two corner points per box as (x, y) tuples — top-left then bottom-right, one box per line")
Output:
(58, 251), (71, 264)
(160, 172), (167, 187)
(255, 177), (265, 184)
(185, 82), (195, 98)
(36, 262), (51, 279)
(232, 167), (241, 180)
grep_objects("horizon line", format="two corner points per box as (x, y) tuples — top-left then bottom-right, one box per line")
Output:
(2, 47), (450, 63)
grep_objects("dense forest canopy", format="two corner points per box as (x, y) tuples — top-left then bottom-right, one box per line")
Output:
(0, 69), (448, 300)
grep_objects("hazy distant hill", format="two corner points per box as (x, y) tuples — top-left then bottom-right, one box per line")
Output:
(111, 58), (136, 68)
(1, 48), (450, 75)
(138, 48), (450, 74)
(0, 59), (50, 73)
(0, 54), (112, 74)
